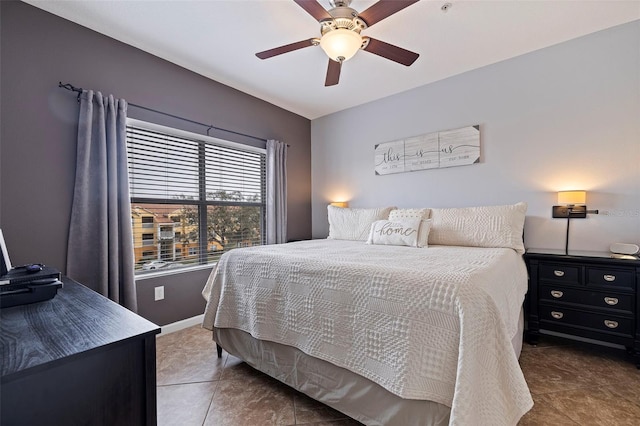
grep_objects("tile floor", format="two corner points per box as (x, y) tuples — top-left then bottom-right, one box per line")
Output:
(156, 326), (640, 425)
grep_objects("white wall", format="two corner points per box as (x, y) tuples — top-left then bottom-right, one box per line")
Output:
(311, 21), (640, 253)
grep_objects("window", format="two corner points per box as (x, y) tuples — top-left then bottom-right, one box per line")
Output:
(141, 233), (154, 247)
(127, 119), (266, 274)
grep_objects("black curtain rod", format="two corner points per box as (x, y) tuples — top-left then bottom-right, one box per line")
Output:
(58, 81), (268, 143)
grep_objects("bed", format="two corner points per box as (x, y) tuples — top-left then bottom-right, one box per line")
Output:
(202, 203), (534, 425)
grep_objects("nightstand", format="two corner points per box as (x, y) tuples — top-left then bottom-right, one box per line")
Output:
(524, 249), (640, 367)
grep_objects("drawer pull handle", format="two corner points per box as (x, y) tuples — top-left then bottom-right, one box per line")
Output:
(604, 297), (619, 306)
(553, 270), (565, 277)
(550, 290), (564, 298)
(551, 311), (564, 319)
(603, 274), (616, 282)
(604, 320), (619, 329)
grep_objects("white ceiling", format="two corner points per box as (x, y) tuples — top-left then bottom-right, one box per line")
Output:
(25, 0), (640, 120)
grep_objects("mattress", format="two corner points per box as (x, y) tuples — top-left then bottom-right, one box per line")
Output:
(202, 239), (533, 425)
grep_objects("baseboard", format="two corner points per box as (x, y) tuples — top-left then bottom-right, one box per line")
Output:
(159, 313), (205, 336)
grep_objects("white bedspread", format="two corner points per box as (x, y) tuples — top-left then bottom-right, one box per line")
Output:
(202, 240), (533, 425)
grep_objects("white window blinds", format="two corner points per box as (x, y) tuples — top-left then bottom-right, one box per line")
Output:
(126, 121), (266, 274)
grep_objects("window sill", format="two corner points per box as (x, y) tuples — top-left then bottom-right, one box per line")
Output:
(134, 263), (216, 281)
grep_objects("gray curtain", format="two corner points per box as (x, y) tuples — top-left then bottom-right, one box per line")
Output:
(266, 140), (288, 244)
(67, 90), (137, 312)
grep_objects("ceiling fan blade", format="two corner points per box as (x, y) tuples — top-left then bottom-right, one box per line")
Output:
(256, 39), (317, 59)
(363, 37), (419, 66)
(293, 0), (333, 22)
(358, 0), (419, 27)
(325, 59), (342, 86)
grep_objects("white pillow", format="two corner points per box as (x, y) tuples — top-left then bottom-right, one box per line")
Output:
(367, 219), (422, 247)
(388, 208), (431, 221)
(327, 206), (396, 241)
(416, 219), (433, 248)
(389, 209), (432, 247)
(428, 202), (527, 254)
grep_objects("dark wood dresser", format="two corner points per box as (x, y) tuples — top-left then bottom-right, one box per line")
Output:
(524, 249), (640, 367)
(1, 277), (160, 425)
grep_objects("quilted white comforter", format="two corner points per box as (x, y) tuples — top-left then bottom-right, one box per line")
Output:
(202, 240), (533, 425)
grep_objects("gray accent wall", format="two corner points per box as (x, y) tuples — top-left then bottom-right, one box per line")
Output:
(0, 1), (311, 325)
(311, 21), (640, 253)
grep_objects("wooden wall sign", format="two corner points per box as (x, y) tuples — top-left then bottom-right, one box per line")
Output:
(374, 125), (480, 175)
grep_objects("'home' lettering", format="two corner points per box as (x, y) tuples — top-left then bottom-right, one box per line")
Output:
(376, 222), (416, 237)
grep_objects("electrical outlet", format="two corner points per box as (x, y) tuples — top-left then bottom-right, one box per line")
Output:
(154, 286), (165, 301)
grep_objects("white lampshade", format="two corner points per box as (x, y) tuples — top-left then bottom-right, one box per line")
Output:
(558, 190), (586, 205)
(319, 29), (362, 62)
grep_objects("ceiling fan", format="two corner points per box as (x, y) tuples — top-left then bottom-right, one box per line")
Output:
(256, 0), (420, 86)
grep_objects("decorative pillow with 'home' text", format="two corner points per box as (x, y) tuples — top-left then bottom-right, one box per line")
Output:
(367, 219), (422, 247)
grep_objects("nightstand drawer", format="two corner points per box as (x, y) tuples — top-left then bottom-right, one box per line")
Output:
(539, 263), (581, 285)
(539, 285), (634, 313)
(539, 305), (634, 337)
(587, 267), (635, 291)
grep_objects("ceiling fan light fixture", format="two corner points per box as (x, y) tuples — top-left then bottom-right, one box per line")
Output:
(256, 0), (421, 86)
(319, 28), (362, 62)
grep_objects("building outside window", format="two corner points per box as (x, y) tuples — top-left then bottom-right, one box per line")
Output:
(127, 119), (266, 274)
(141, 250), (155, 260)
